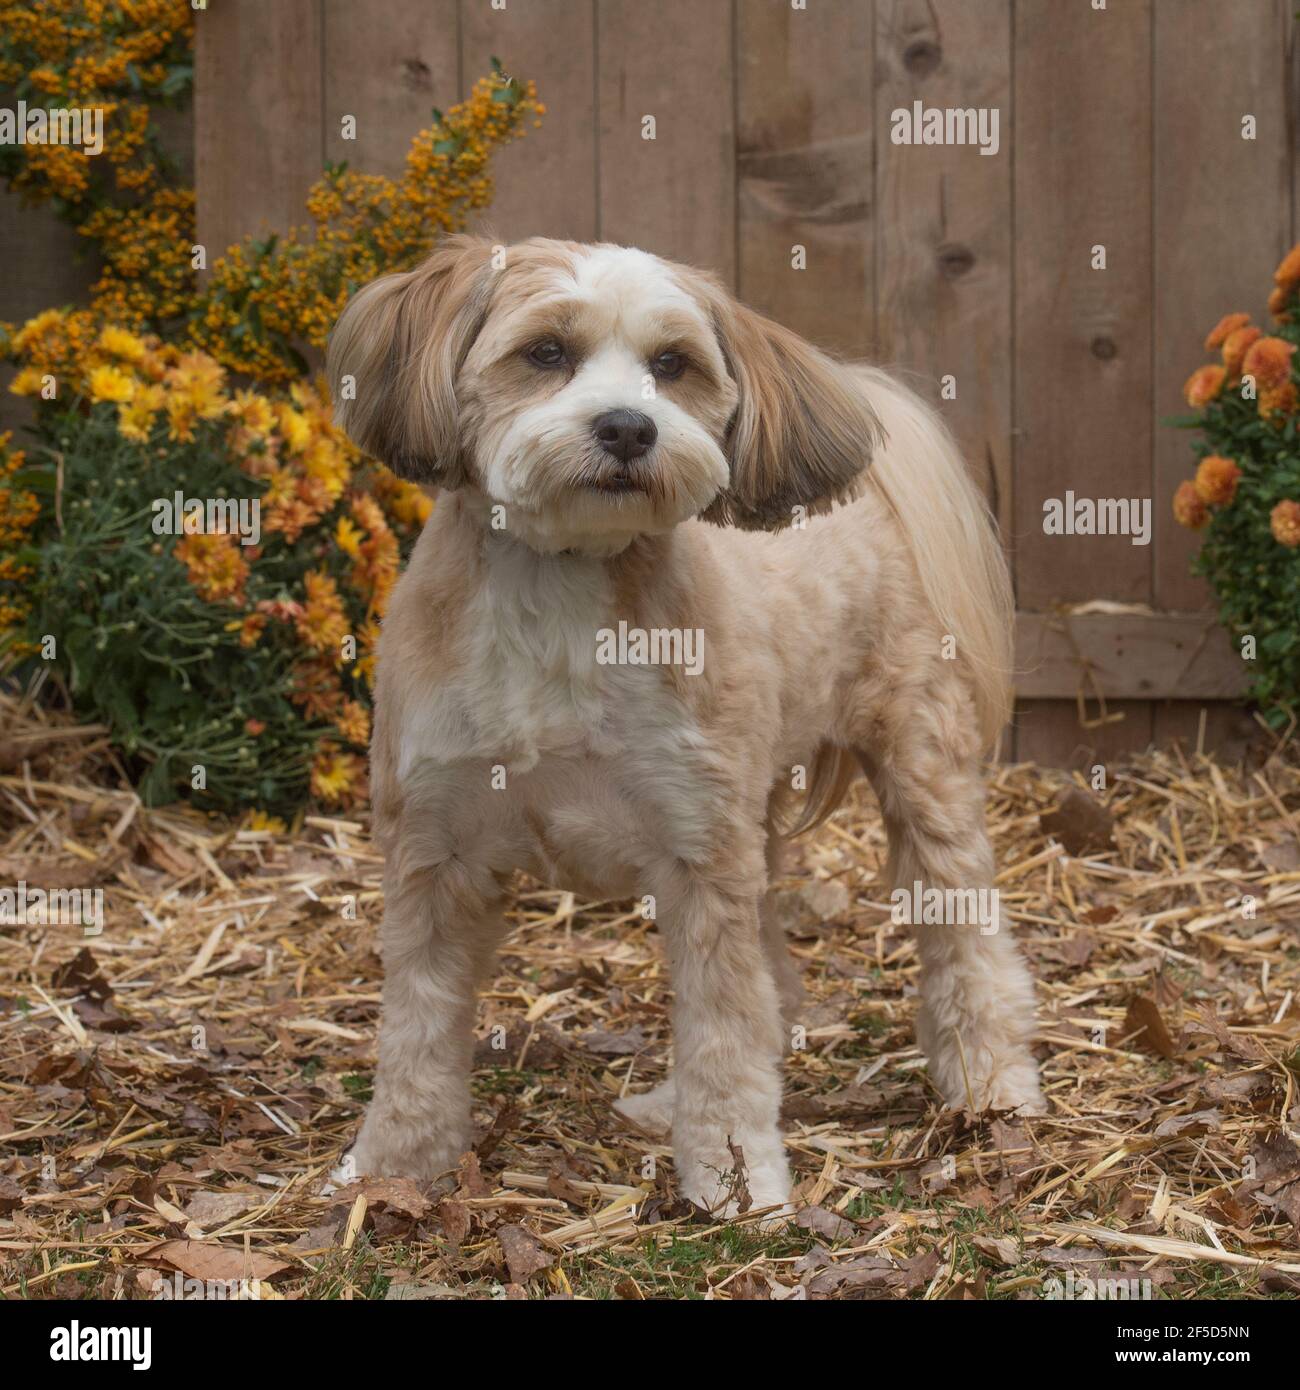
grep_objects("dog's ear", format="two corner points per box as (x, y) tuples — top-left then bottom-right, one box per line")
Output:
(327, 234), (497, 484)
(688, 275), (883, 529)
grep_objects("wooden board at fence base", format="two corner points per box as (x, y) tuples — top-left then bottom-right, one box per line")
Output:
(1150, 702), (1261, 766)
(596, 0), (736, 283)
(194, 0), (324, 261)
(1015, 610), (1247, 702)
(735, 0), (873, 360)
(1013, 699), (1155, 770)
(461, 0), (598, 244)
(1013, 699), (1259, 770)
(874, 0), (1012, 533)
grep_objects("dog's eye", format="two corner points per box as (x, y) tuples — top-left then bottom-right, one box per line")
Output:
(651, 350), (686, 381)
(527, 339), (566, 368)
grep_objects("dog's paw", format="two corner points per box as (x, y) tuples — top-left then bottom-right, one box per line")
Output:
(981, 1060), (1046, 1116)
(675, 1130), (792, 1226)
(344, 1109), (469, 1183)
(937, 1050), (1045, 1117)
(612, 1077), (675, 1137)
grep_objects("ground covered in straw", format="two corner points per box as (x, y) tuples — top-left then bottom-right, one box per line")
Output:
(2, 696), (1299, 1301)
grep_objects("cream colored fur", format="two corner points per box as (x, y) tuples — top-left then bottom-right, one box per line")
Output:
(327, 236), (1042, 1220)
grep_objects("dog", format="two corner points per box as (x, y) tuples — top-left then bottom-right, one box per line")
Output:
(326, 234), (1043, 1216)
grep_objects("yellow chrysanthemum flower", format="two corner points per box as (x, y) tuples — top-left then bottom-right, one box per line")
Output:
(88, 363), (136, 403)
(98, 324), (148, 363)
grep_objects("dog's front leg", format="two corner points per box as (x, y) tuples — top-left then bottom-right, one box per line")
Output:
(348, 858), (504, 1182)
(661, 870), (791, 1220)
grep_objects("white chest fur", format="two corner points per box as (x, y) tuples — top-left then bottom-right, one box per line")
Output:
(397, 540), (616, 780)
(394, 537), (724, 883)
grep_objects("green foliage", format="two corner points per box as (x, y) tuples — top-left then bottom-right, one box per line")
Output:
(8, 397), (395, 814)
(1175, 299), (1300, 727)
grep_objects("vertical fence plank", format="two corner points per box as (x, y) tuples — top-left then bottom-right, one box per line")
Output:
(597, 0), (736, 282)
(1012, 0), (1154, 765)
(460, 0), (597, 242)
(0, 204), (95, 432)
(735, 0), (873, 358)
(874, 0), (1012, 536)
(1150, 0), (1290, 749)
(322, 0), (459, 180)
(195, 0), (324, 258)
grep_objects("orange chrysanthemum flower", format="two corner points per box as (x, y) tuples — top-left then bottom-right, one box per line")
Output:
(1241, 335), (1296, 389)
(1194, 455), (1241, 506)
(1222, 325), (1262, 378)
(1260, 381), (1298, 422)
(1274, 243), (1300, 290)
(1204, 312), (1251, 351)
(1172, 479), (1208, 530)
(1270, 499), (1300, 547)
(1268, 285), (1293, 323)
(175, 531), (249, 603)
(295, 570), (350, 662)
(1183, 364), (1225, 408)
(335, 698), (371, 747)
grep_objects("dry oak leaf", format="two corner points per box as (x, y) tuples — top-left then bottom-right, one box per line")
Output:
(138, 1239), (292, 1284)
(795, 1205), (857, 1242)
(1123, 995), (1179, 1059)
(498, 1224), (554, 1284)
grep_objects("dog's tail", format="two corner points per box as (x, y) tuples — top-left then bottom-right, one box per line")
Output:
(854, 366), (1015, 752)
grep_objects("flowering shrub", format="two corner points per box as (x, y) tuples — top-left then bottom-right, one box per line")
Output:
(0, 3), (544, 812)
(1174, 245), (1300, 723)
(2, 326), (430, 812)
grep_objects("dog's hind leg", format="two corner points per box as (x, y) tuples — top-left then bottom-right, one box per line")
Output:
(854, 663), (1043, 1115)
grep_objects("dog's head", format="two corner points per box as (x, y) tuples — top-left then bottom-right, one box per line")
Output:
(328, 235), (881, 551)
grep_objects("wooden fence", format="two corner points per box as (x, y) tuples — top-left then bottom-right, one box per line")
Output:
(5, 0), (1296, 764)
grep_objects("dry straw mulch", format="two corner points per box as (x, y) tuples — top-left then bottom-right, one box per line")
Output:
(2, 691), (1299, 1301)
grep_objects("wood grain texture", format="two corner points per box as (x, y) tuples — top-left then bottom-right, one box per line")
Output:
(874, 0), (1011, 531)
(596, 0), (736, 282)
(1150, 701), (1261, 765)
(1013, 699), (1159, 771)
(1012, 0), (1154, 616)
(194, 0), (323, 258)
(323, 0), (459, 180)
(461, 0), (597, 243)
(1016, 611), (1247, 701)
(735, 0), (873, 358)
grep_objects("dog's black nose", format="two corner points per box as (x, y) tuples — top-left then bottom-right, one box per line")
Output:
(592, 409), (657, 462)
